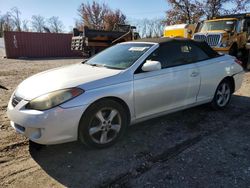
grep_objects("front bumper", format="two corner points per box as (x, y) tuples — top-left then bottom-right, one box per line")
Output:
(213, 47), (230, 54)
(7, 98), (87, 145)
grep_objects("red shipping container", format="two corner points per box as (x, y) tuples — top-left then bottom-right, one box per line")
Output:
(4, 31), (82, 58)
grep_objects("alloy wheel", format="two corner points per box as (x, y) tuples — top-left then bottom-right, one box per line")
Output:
(88, 108), (122, 144)
(216, 82), (231, 107)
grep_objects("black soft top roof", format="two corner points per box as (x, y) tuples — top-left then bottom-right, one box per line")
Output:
(134, 37), (220, 58)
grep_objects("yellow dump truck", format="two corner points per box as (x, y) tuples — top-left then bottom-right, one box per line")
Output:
(193, 13), (250, 68)
(163, 24), (195, 39)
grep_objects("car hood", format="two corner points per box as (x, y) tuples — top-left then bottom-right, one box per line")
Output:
(15, 63), (122, 100)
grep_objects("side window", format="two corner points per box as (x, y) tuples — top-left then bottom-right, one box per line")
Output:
(146, 43), (188, 68)
(244, 20), (250, 35)
(140, 41), (210, 72)
(184, 43), (210, 62)
(236, 21), (242, 33)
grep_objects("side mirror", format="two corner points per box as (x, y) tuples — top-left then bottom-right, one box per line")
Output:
(246, 42), (250, 50)
(142, 60), (161, 72)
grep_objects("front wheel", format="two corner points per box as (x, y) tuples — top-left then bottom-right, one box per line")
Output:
(78, 99), (128, 148)
(229, 44), (238, 57)
(211, 80), (232, 110)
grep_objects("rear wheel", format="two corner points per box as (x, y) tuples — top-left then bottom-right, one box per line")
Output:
(78, 99), (128, 148)
(211, 80), (232, 110)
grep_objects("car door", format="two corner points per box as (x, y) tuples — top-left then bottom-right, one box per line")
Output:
(133, 41), (201, 119)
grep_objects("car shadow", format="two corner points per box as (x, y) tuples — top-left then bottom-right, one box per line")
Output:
(30, 94), (250, 188)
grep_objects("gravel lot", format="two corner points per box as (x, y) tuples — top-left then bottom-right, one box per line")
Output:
(0, 58), (250, 188)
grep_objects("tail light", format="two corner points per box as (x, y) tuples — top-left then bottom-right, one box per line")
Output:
(235, 59), (243, 66)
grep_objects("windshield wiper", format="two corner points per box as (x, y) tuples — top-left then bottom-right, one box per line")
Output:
(87, 63), (106, 68)
(104, 65), (124, 70)
(81, 59), (88, 64)
(86, 63), (124, 70)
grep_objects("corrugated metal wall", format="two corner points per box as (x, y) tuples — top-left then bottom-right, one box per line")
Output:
(4, 31), (82, 58)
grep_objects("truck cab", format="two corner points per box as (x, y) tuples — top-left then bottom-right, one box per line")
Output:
(193, 17), (247, 56)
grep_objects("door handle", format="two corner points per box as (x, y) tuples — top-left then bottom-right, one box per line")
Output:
(190, 72), (199, 77)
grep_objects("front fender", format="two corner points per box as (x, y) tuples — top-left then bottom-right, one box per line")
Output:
(60, 81), (135, 120)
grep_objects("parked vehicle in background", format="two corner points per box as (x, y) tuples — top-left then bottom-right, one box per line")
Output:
(163, 24), (196, 39)
(71, 24), (140, 57)
(7, 38), (244, 148)
(193, 13), (250, 69)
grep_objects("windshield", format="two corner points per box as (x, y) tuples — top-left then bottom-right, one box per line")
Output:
(85, 43), (153, 70)
(200, 20), (236, 32)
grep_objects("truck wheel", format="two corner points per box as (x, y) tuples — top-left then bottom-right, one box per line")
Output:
(229, 44), (238, 57)
(246, 50), (250, 70)
(247, 61), (250, 71)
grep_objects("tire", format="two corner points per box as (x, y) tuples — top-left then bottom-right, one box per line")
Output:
(242, 49), (250, 70)
(247, 60), (250, 71)
(78, 99), (128, 148)
(229, 44), (238, 57)
(211, 79), (232, 110)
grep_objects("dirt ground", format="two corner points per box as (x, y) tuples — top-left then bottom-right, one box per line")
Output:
(0, 58), (250, 188)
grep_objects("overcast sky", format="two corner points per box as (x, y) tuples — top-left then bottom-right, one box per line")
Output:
(0, 0), (168, 32)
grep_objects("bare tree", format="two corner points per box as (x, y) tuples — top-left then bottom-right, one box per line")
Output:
(203, 0), (226, 19)
(165, 0), (204, 25)
(10, 7), (22, 31)
(1, 8), (67, 35)
(165, 0), (250, 25)
(134, 18), (165, 38)
(31, 15), (46, 32)
(22, 20), (29, 32)
(104, 9), (126, 30)
(0, 12), (4, 37)
(76, 1), (127, 31)
(77, 1), (109, 30)
(43, 26), (51, 33)
(75, 20), (84, 31)
(47, 16), (64, 33)
(0, 12), (14, 37)
(225, 0), (250, 14)
(153, 19), (165, 37)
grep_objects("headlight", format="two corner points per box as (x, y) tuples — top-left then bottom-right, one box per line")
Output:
(220, 41), (230, 48)
(26, 88), (84, 111)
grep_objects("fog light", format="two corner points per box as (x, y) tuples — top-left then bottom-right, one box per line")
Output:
(221, 43), (227, 48)
(30, 128), (42, 139)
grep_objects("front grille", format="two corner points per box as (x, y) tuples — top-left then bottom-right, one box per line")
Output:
(193, 34), (221, 47)
(12, 94), (23, 107)
(193, 34), (206, 41)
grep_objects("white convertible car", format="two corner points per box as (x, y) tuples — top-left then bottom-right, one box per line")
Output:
(7, 38), (244, 148)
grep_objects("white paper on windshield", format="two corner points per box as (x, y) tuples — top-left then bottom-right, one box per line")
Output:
(226, 21), (234, 24)
(129, 47), (149, 52)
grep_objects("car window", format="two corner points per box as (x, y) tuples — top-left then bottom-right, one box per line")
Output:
(236, 20), (242, 33)
(145, 41), (209, 69)
(145, 43), (185, 68)
(185, 43), (210, 62)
